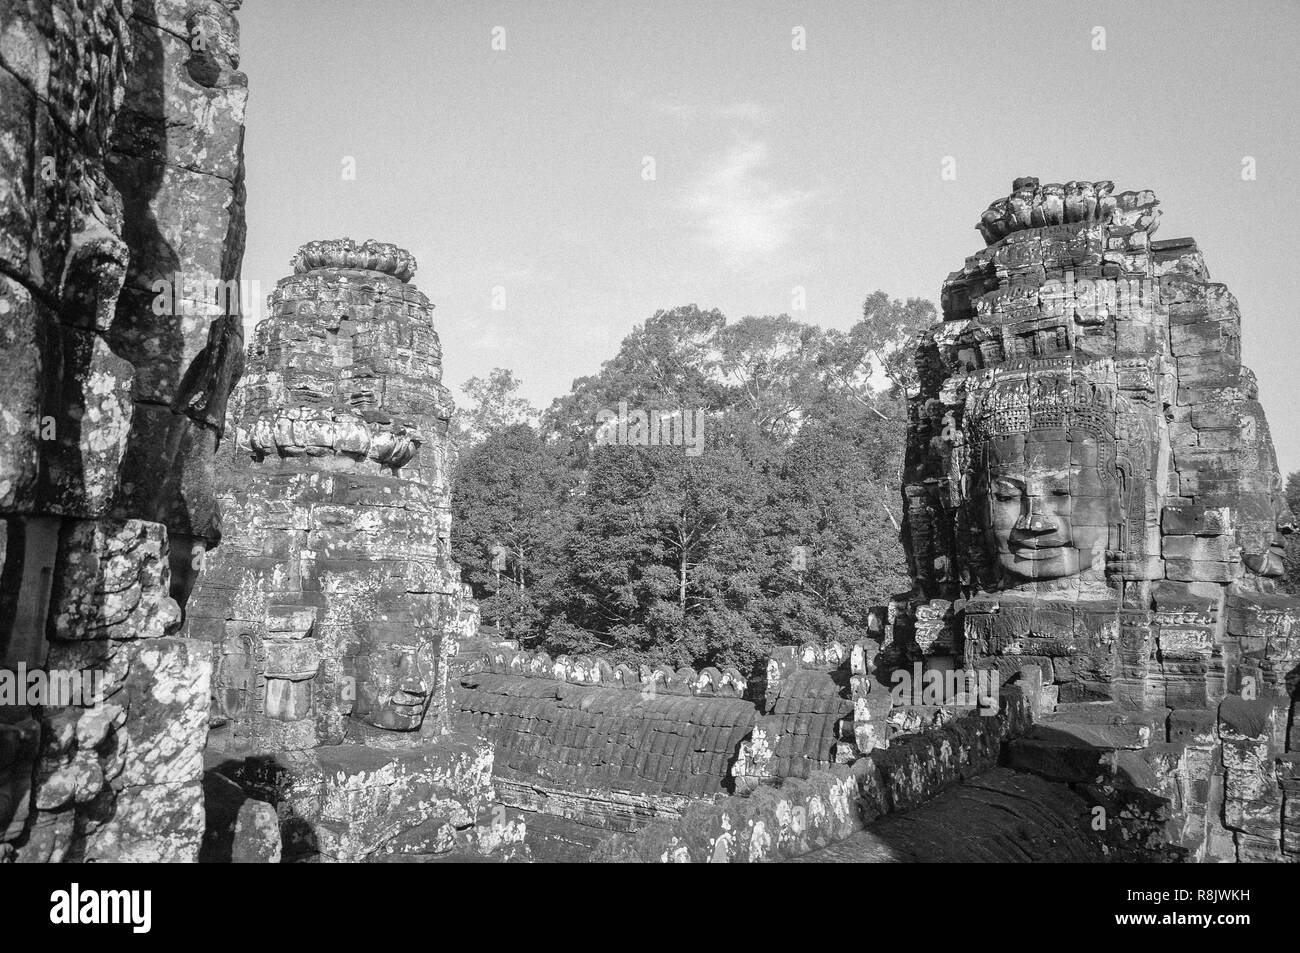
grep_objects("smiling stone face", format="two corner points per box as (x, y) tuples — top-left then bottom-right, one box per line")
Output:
(1242, 501), (1296, 580)
(973, 429), (1119, 584)
(352, 634), (440, 731)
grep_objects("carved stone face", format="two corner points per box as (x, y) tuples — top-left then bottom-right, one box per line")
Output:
(1243, 507), (1296, 579)
(1233, 402), (1292, 580)
(973, 429), (1118, 583)
(352, 636), (438, 731)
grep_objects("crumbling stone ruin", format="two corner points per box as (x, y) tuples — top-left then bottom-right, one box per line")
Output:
(454, 647), (759, 856)
(452, 634), (1035, 861)
(558, 179), (1300, 863)
(1, 0), (1293, 864)
(1, 0), (247, 862)
(188, 238), (460, 749)
(184, 239), (523, 861)
(895, 178), (1299, 861)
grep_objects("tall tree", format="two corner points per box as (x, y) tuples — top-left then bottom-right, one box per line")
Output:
(817, 291), (937, 419)
(759, 404), (911, 646)
(450, 292), (937, 669)
(453, 368), (540, 449)
(552, 417), (771, 670)
(1282, 470), (1300, 594)
(715, 314), (827, 444)
(450, 423), (571, 640)
(543, 305), (731, 464)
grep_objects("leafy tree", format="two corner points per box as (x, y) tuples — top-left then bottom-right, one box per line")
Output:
(817, 291), (937, 418)
(759, 405), (910, 646)
(1285, 470), (1300, 519)
(453, 368), (539, 449)
(450, 424), (571, 641)
(1282, 470), (1300, 594)
(715, 314), (825, 444)
(552, 417), (771, 669)
(450, 292), (935, 670)
(543, 305), (730, 465)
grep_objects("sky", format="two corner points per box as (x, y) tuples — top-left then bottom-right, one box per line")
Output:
(238, 0), (1300, 472)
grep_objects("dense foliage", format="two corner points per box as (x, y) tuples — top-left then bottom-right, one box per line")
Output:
(450, 293), (935, 675)
(1281, 470), (1300, 594)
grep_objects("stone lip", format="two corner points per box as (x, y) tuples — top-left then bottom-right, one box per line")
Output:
(975, 177), (1160, 246)
(292, 239), (417, 282)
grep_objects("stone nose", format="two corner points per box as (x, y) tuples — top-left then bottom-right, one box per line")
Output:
(1013, 497), (1058, 533)
(399, 676), (427, 695)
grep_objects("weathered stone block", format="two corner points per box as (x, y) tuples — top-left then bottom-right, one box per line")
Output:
(1170, 321), (1224, 356)
(1161, 504), (1233, 536)
(1164, 557), (1237, 583)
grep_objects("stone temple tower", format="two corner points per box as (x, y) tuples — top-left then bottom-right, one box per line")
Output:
(891, 179), (1299, 861)
(184, 240), (515, 862)
(186, 239), (461, 753)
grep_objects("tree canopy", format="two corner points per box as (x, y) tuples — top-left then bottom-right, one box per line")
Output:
(450, 292), (936, 675)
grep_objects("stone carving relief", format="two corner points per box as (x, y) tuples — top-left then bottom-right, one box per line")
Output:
(0, 0), (248, 862)
(891, 177), (1300, 860)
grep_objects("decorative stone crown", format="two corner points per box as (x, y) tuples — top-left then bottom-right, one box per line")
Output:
(966, 373), (1116, 443)
(976, 177), (1160, 245)
(291, 238), (417, 282)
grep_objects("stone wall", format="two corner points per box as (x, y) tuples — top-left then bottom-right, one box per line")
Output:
(454, 663), (759, 832)
(203, 735), (523, 862)
(0, 0), (247, 862)
(451, 640), (879, 844)
(733, 643), (860, 792)
(593, 682), (1037, 862)
(593, 768), (861, 863)
(465, 644), (751, 699)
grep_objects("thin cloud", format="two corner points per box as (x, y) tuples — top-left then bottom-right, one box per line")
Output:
(688, 138), (816, 268)
(653, 100), (772, 124)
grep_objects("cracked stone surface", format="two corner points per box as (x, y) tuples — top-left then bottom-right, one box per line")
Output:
(1, 0), (248, 863)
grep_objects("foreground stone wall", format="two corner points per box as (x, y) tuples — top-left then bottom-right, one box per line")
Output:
(792, 769), (1107, 863)
(203, 735), (523, 862)
(594, 682), (1038, 862)
(1, 0), (247, 862)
